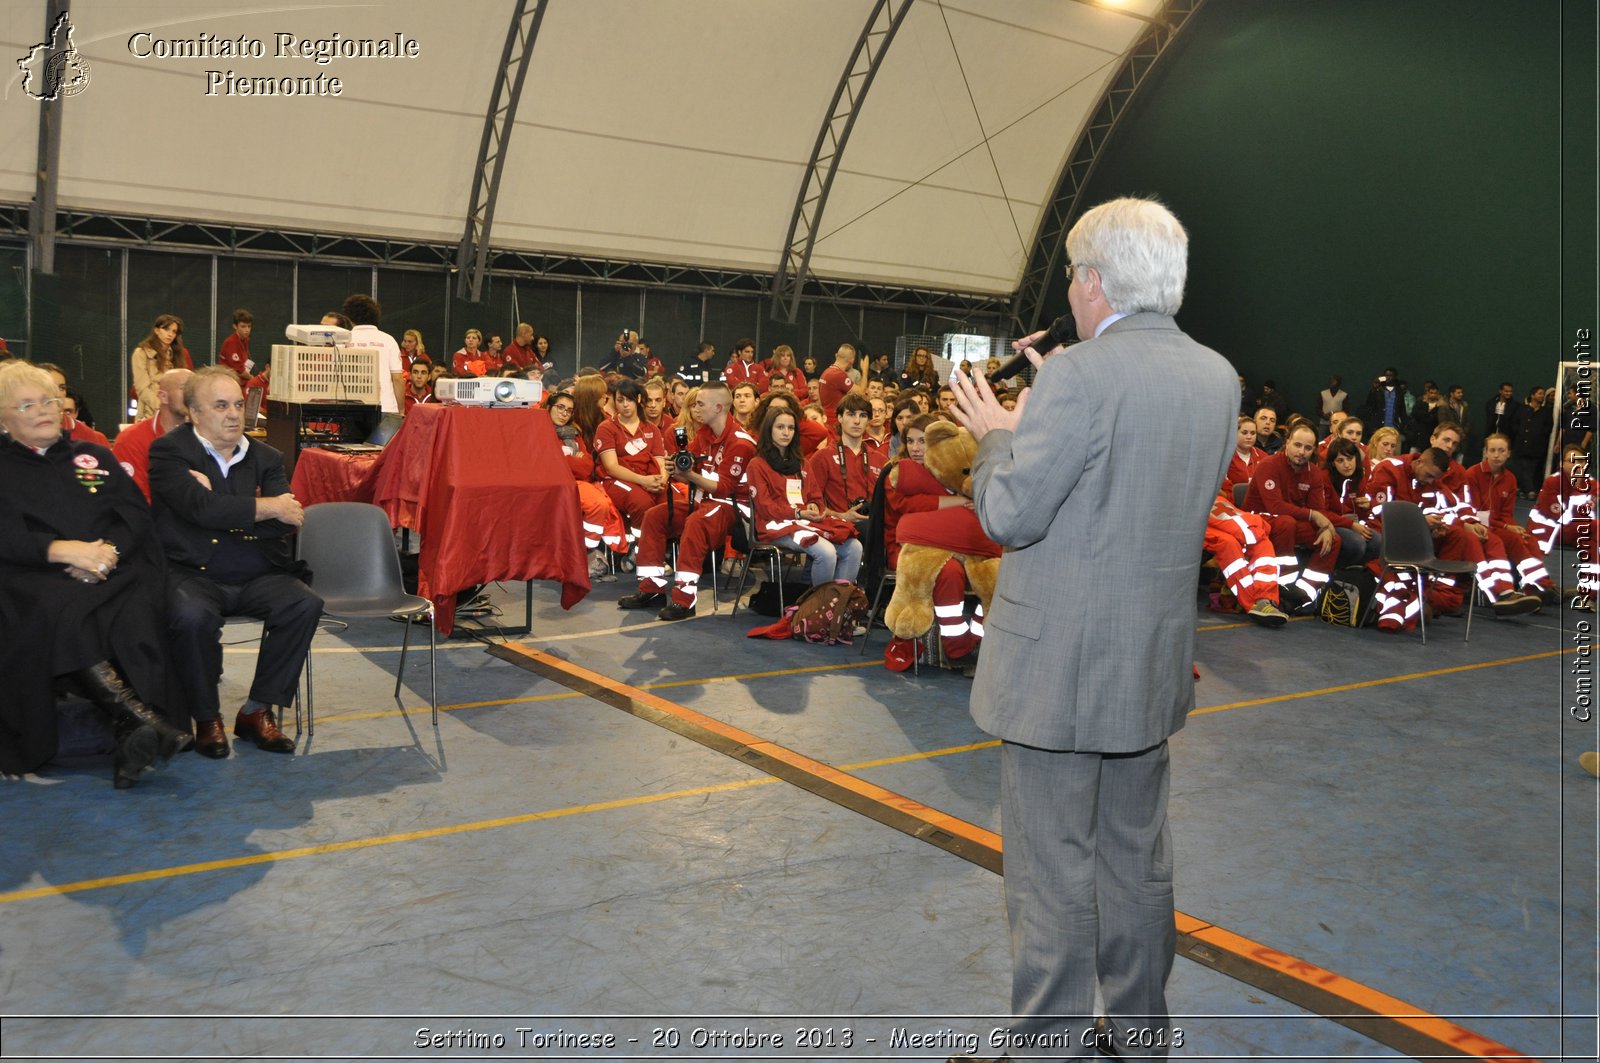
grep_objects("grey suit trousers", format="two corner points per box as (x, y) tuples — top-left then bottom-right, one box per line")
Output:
(1001, 740), (1175, 1061)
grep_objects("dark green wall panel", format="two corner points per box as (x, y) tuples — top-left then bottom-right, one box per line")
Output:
(1051, 0), (1587, 440)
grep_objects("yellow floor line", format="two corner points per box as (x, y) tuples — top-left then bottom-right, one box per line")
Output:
(1192, 647), (1572, 716)
(0, 740), (986, 905)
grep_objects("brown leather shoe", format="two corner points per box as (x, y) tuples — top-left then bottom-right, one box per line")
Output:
(193, 718), (230, 759)
(233, 706), (296, 754)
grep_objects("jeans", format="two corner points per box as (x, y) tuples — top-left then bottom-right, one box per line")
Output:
(768, 534), (863, 586)
(1335, 525), (1383, 567)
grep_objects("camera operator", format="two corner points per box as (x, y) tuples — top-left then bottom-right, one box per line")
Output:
(804, 392), (883, 532)
(617, 382), (755, 621)
(600, 330), (648, 379)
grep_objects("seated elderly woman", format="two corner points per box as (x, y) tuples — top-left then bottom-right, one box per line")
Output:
(0, 361), (192, 787)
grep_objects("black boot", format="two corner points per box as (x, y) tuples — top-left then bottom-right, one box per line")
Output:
(70, 662), (194, 787)
(110, 716), (161, 790)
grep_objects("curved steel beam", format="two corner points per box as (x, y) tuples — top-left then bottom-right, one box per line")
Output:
(28, 0), (73, 278)
(1010, 0), (1205, 334)
(770, 0), (914, 324)
(455, 0), (549, 302)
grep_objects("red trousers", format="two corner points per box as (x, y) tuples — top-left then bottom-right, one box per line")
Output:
(932, 559), (981, 660)
(604, 480), (666, 541)
(635, 498), (739, 608)
(576, 482), (627, 553)
(1488, 525), (1553, 590)
(1368, 522), (1485, 630)
(1261, 515), (1338, 598)
(1204, 518), (1279, 610)
(1551, 520), (1600, 594)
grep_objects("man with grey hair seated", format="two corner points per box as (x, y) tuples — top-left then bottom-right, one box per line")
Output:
(149, 367), (322, 760)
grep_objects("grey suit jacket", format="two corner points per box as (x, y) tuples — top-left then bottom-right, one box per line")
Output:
(969, 312), (1237, 752)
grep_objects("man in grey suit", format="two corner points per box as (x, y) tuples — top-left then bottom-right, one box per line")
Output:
(951, 198), (1237, 1060)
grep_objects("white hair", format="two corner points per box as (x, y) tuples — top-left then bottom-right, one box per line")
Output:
(1065, 197), (1188, 316)
(0, 361), (57, 408)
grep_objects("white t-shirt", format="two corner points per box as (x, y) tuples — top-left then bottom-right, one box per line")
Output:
(347, 324), (403, 413)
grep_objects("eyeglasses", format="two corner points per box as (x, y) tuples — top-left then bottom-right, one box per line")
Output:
(7, 398), (63, 415)
(1065, 262), (1091, 282)
(550, 403), (573, 414)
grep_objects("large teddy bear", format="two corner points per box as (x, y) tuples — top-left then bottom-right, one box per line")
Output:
(883, 421), (1002, 647)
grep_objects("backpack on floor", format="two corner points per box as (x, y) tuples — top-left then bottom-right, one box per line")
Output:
(789, 580), (870, 645)
(1320, 566), (1377, 627)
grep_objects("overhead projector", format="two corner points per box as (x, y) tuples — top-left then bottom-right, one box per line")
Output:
(439, 376), (544, 407)
(284, 323), (353, 346)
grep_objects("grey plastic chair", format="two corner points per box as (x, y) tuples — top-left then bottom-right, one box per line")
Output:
(1377, 500), (1475, 644)
(296, 502), (438, 734)
(729, 490), (791, 618)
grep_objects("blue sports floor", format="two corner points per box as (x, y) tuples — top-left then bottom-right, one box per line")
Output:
(1, 542), (1595, 1062)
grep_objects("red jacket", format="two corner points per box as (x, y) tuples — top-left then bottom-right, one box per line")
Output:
(453, 348), (504, 376)
(765, 366), (807, 395)
(1243, 452), (1347, 527)
(1366, 457), (1455, 527)
(1530, 470), (1598, 551)
(561, 431), (597, 483)
(67, 418), (111, 449)
(1323, 471), (1370, 520)
(218, 333), (252, 382)
(745, 457), (856, 545)
(797, 418), (829, 459)
(688, 416), (756, 505)
(803, 438), (884, 515)
(403, 387), (438, 412)
(503, 341), (539, 371)
(884, 459), (951, 567)
(1461, 461), (1519, 529)
(1224, 447), (1267, 492)
(110, 414), (169, 501)
(595, 417), (665, 479)
(723, 358), (769, 393)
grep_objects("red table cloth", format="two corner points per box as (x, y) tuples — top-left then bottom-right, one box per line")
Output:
(289, 447), (382, 506)
(367, 404), (589, 634)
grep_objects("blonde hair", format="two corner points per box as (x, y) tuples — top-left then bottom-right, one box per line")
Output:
(403, 329), (427, 356)
(676, 387), (701, 433)
(0, 360), (58, 408)
(1367, 426), (1401, 455)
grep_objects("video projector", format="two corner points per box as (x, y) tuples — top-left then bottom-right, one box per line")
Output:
(439, 376), (544, 407)
(284, 323), (353, 346)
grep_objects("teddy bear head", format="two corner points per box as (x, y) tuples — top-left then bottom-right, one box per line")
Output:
(922, 420), (979, 498)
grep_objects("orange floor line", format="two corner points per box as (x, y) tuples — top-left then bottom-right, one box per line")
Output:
(499, 642), (1538, 1063)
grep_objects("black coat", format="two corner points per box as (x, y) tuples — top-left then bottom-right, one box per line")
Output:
(1482, 396), (1523, 440)
(147, 425), (303, 577)
(0, 436), (171, 773)
(1513, 402), (1554, 459)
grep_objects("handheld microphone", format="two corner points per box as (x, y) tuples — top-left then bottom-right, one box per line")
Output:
(983, 313), (1076, 383)
(983, 349), (1037, 384)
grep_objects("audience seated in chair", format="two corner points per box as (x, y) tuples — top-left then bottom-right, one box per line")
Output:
(0, 361), (193, 787)
(618, 382), (755, 622)
(1530, 445), (1598, 609)
(744, 405), (862, 588)
(1365, 447), (1540, 630)
(148, 367), (322, 760)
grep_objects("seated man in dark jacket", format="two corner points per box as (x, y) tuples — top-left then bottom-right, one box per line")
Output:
(149, 367), (322, 759)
